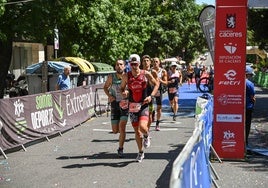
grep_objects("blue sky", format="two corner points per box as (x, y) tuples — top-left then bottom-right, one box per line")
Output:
(195, 0), (215, 5)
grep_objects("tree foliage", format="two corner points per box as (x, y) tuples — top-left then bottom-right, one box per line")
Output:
(1, 0), (205, 63)
(0, 0), (207, 98)
(248, 9), (268, 50)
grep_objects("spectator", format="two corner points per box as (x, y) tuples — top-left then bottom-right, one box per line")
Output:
(245, 65), (256, 147)
(55, 65), (71, 90)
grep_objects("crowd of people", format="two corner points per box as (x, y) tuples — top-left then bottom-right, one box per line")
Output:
(102, 54), (190, 162)
(55, 55), (217, 162)
(38, 54), (258, 161)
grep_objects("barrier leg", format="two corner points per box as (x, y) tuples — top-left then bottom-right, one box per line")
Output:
(209, 147), (221, 187)
(211, 176), (220, 188)
(211, 146), (222, 163)
(0, 147), (8, 159)
(21, 144), (27, 152)
(209, 161), (220, 180)
(45, 136), (50, 142)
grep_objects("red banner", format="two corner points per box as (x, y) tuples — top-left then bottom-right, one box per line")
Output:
(213, 0), (247, 159)
(216, 0), (247, 6)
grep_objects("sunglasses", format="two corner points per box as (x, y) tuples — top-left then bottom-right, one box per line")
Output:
(130, 63), (139, 67)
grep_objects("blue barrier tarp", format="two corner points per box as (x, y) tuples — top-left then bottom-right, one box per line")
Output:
(181, 141), (211, 188)
(162, 83), (204, 108)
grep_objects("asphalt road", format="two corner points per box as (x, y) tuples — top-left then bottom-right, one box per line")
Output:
(0, 111), (196, 188)
(1, 84), (268, 188)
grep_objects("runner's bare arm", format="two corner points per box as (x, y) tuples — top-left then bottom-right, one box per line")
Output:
(103, 75), (114, 102)
(145, 71), (159, 97)
(120, 74), (128, 98)
(149, 69), (159, 86)
(161, 69), (168, 85)
(103, 75), (112, 97)
(179, 71), (183, 85)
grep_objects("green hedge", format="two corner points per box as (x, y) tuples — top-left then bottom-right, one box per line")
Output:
(254, 71), (268, 88)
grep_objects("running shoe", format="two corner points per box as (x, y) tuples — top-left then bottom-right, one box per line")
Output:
(155, 120), (160, 131)
(155, 125), (160, 131)
(136, 152), (144, 162)
(173, 115), (176, 121)
(143, 135), (151, 148)
(117, 148), (124, 158)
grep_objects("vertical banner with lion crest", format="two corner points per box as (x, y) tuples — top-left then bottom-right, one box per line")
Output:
(213, 0), (247, 159)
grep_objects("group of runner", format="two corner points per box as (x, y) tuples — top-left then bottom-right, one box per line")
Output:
(103, 54), (183, 162)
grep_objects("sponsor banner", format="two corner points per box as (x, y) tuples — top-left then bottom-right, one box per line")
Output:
(0, 85), (104, 151)
(213, 124), (245, 158)
(213, 0), (247, 159)
(216, 113), (242, 123)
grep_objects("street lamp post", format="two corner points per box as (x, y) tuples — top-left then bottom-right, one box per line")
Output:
(54, 26), (59, 59)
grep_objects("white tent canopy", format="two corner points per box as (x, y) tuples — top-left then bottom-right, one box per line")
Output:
(163, 57), (186, 64)
(163, 57), (178, 62)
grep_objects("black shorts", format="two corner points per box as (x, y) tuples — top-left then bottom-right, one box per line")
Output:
(168, 92), (178, 101)
(187, 73), (193, 79)
(155, 94), (162, 105)
(110, 101), (128, 122)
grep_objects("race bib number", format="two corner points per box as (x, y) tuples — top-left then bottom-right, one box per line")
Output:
(119, 99), (129, 110)
(169, 87), (177, 93)
(129, 102), (141, 113)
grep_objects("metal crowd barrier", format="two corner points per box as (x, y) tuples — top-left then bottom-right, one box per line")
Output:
(170, 94), (220, 188)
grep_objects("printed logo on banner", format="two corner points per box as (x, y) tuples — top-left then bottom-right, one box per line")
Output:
(217, 93), (242, 105)
(53, 94), (67, 127)
(226, 14), (236, 28)
(219, 43), (241, 63)
(219, 13), (242, 38)
(218, 69), (241, 86)
(222, 130), (236, 150)
(216, 114), (242, 122)
(54, 95), (64, 119)
(13, 99), (28, 135)
(31, 94), (55, 132)
(224, 43), (237, 54)
(65, 91), (95, 116)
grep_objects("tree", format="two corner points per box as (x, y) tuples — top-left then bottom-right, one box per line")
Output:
(144, 0), (205, 62)
(248, 9), (268, 50)
(0, 0), (207, 98)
